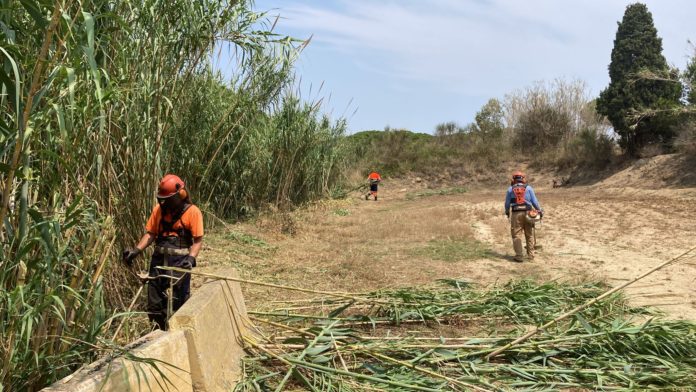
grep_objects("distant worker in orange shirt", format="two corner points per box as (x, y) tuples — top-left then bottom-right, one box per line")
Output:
(365, 171), (382, 201)
(123, 174), (204, 330)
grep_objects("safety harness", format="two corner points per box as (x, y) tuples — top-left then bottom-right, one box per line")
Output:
(510, 183), (530, 212)
(155, 203), (193, 254)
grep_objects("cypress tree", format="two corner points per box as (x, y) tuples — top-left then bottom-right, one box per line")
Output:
(596, 3), (682, 155)
(684, 55), (696, 105)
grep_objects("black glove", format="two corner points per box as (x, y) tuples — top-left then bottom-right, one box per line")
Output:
(122, 248), (141, 267)
(539, 210), (544, 219)
(505, 210), (510, 218)
(180, 255), (196, 269)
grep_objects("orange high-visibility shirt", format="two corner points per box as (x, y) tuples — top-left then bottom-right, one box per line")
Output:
(367, 172), (381, 181)
(146, 204), (204, 238)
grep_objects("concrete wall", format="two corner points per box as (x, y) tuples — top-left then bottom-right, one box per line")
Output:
(169, 268), (249, 391)
(43, 267), (247, 392)
(43, 330), (192, 392)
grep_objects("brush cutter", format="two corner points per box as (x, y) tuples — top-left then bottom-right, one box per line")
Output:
(523, 210), (543, 250)
(533, 216), (543, 250)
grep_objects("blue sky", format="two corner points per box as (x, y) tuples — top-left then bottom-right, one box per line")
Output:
(243, 1), (695, 133)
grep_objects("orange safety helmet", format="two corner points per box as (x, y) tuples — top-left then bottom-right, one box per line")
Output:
(157, 174), (187, 200)
(511, 171), (526, 185)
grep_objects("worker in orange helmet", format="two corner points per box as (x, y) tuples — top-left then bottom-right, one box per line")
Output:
(504, 171), (543, 262)
(123, 174), (204, 330)
(365, 171), (382, 201)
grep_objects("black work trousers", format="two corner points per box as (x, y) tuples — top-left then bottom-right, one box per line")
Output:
(147, 253), (191, 330)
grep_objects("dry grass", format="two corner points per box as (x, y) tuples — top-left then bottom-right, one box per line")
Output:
(410, 238), (493, 262)
(200, 174), (696, 323)
(201, 190), (509, 310)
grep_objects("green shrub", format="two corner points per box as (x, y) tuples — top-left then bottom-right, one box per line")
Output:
(346, 127), (509, 179)
(556, 128), (615, 169)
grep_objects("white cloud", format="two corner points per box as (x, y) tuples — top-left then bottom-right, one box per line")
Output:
(254, 0), (696, 131)
(268, 0), (694, 96)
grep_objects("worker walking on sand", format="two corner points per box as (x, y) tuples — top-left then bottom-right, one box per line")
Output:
(504, 171), (543, 263)
(366, 171), (382, 201)
(123, 174), (204, 330)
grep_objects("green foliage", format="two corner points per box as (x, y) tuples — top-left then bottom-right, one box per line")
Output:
(556, 128), (615, 169)
(503, 79), (618, 169)
(684, 53), (696, 105)
(346, 127), (508, 179)
(225, 231), (272, 249)
(434, 121), (459, 136)
(177, 93), (347, 216)
(474, 98), (504, 138)
(0, 199), (113, 390)
(596, 3), (682, 154)
(333, 208), (350, 216)
(346, 130), (439, 177)
(348, 80), (616, 178)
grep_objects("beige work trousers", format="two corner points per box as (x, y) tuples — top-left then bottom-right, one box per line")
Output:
(510, 211), (535, 259)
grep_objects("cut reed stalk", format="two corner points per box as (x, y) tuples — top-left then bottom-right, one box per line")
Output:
(486, 246), (696, 359)
(158, 267), (397, 305)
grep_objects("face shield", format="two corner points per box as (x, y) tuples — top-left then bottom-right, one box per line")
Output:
(157, 192), (184, 213)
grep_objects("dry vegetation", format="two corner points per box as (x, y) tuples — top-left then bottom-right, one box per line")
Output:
(346, 79), (617, 186)
(199, 162), (696, 390)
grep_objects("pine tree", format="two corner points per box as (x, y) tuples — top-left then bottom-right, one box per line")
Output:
(596, 3), (682, 155)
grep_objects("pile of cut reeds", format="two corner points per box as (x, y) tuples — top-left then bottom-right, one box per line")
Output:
(235, 280), (696, 391)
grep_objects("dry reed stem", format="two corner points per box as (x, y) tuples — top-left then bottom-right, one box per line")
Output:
(111, 285), (145, 342)
(157, 266), (397, 305)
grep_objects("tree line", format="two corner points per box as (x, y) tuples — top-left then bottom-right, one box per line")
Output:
(435, 2), (696, 164)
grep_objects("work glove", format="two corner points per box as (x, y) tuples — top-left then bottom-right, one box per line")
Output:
(122, 248), (141, 267)
(505, 210), (510, 218)
(180, 255), (196, 269)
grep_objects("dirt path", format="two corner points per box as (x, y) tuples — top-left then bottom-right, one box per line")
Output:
(201, 182), (696, 319)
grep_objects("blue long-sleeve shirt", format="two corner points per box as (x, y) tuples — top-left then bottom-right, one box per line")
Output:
(505, 185), (542, 213)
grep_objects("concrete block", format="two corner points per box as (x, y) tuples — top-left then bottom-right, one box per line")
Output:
(43, 330), (192, 392)
(169, 267), (248, 392)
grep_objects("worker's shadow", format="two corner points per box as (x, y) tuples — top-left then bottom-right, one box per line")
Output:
(485, 250), (522, 263)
